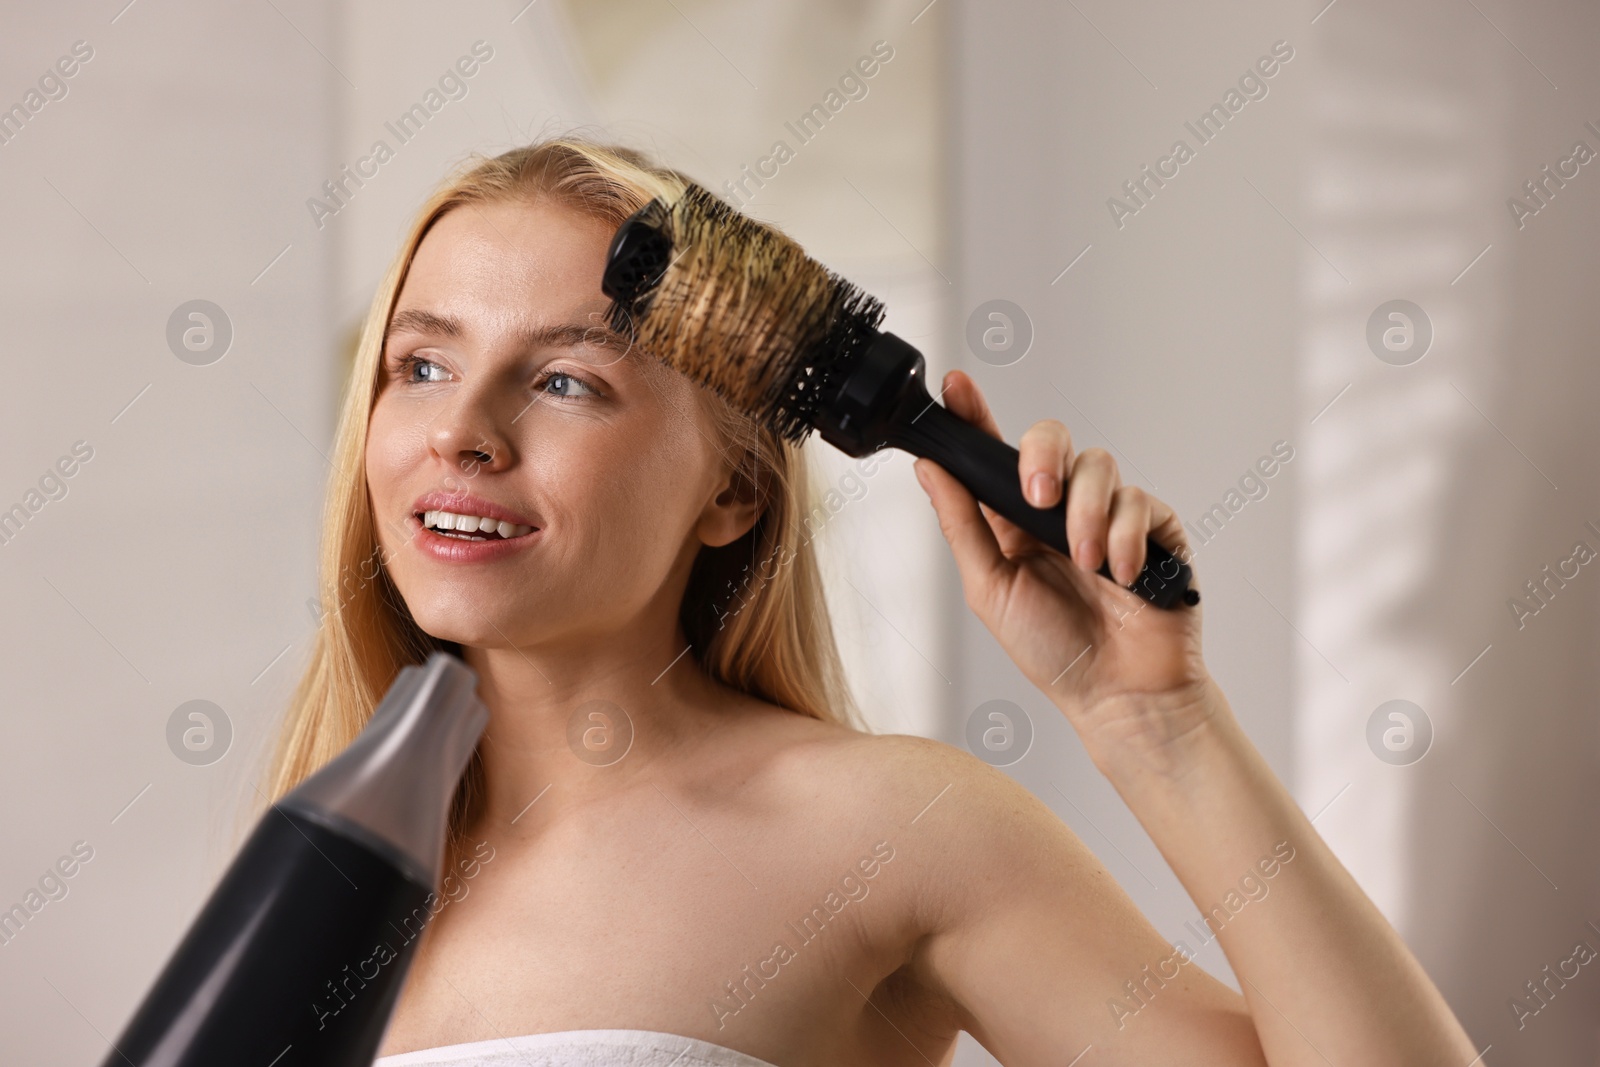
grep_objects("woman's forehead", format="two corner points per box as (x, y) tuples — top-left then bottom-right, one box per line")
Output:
(409, 200), (613, 301)
(429, 197), (614, 255)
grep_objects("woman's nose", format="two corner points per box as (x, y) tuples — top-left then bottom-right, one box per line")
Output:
(427, 386), (512, 476)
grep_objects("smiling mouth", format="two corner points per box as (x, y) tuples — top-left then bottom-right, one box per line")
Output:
(416, 509), (539, 542)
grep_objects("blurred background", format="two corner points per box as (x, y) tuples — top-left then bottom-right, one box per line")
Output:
(1, 0), (1597, 1063)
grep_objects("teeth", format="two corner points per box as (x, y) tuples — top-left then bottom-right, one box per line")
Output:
(421, 509), (535, 538)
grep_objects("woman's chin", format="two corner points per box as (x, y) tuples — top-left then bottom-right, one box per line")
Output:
(411, 615), (514, 650)
(409, 603), (575, 652)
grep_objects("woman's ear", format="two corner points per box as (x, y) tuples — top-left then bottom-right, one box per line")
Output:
(696, 453), (764, 548)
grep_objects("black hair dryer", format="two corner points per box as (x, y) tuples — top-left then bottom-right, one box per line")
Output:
(98, 652), (488, 1066)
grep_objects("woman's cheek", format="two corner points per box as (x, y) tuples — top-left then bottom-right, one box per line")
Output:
(365, 418), (420, 560)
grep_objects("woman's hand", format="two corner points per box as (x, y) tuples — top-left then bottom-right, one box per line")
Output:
(914, 374), (1482, 1067)
(913, 370), (1215, 765)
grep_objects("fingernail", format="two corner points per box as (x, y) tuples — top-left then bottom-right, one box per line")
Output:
(1078, 539), (1101, 571)
(914, 462), (930, 493)
(1029, 472), (1057, 506)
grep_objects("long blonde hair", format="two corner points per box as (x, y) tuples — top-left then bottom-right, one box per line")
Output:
(249, 138), (864, 856)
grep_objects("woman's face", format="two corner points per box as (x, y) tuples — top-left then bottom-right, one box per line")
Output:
(365, 197), (754, 654)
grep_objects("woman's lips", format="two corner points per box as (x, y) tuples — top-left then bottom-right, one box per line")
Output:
(409, 512), (542, 563)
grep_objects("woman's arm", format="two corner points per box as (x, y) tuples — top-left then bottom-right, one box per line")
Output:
(908, 370), (1477, 1066)
(1086, 680), (1479, 1066)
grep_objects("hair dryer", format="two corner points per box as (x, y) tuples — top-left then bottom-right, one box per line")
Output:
(99, 651), (489, 1066)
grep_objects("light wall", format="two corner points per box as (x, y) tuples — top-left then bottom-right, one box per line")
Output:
(3, 2), (1597, 1065)
(947, 1), (1300, 1061)
(0, 0), (340, 1061)
(951, 2), (1600, 1065)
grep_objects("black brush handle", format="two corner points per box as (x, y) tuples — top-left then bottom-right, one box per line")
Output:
(817, 332), (1197, 610)
(890, 400), (1196, 608)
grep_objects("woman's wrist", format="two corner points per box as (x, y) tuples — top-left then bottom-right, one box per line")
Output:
(1065, 673), (1240, 787)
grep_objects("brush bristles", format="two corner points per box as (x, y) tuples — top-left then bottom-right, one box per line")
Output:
(620, 183), (886, 445)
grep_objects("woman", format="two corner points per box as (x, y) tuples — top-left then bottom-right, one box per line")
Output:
(259, 139), (1476, 1066)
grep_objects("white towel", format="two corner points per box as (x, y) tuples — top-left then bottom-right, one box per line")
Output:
(372, 1028), (783, 1067)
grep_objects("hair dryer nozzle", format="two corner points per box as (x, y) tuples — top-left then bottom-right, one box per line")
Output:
(99, 652), (489, 1067)
(280, 651), (489, 887)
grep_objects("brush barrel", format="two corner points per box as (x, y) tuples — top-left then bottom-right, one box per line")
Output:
(816, 332), (1198, 610)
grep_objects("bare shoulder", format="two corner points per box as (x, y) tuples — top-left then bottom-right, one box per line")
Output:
(779, 722), (1072, 836)
(710, 704), (1258, 1060)
(744, 711), (997, 809)
(753, 718), (1097, 932)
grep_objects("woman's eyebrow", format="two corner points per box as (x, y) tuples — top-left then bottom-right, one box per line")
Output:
(386, 308), (460, 340)
(385, 308), (628, 350)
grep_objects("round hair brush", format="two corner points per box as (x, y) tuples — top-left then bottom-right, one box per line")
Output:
(601, 184), (1198, 610)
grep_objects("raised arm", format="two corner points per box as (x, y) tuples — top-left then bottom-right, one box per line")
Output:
(907, 370), (1478, 1066)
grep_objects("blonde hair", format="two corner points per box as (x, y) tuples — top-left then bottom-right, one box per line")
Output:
(249, 138), (864, 856)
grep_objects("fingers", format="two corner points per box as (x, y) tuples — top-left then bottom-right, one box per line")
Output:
(913, 456), (1008, 612)
(939, 369), (1004, 440)
(933, 367), (1196, 595)
(1099, 478), (1202, 592)
(1064, 448), (1120, 573)
(1145, 494), (1198, 593)
(1018, 418), (1073, 508)
(1105, 485), (1152, 585)
(944, 369), (1118, 574)
(940, 370), (1036, 555)
(1142, 491), (1189, 557)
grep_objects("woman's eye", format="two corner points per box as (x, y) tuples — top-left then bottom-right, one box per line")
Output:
(541, 370), (598, 399)
(395, 354), (448, 384)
